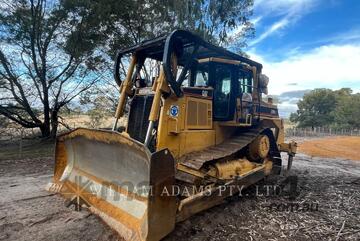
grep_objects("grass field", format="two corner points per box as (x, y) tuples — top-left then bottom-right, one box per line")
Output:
(0, 139), (54, 161)
(0, 115), (127, 161)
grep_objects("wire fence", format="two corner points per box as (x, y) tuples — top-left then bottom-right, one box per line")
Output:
(286, 127), (360, 137)
(2, 125), (359, 143)
(0, 127), (38, 142)
(0, 115), (120, 142)
(0, 125), (71, 142)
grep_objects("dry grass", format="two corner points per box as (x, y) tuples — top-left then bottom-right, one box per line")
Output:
(0, 115), (128, 161)
(0, 139), (55, 161)
(298, 136), (360, 161)
(58, 114), (115, 130)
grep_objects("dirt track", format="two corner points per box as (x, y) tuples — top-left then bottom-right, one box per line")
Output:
(1, 142), (360, 240)
(298, 136), (360, 161)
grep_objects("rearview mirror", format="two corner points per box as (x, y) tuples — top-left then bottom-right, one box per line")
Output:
(259, 74), (269, 94)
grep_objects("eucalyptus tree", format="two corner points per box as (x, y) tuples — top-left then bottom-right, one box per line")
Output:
(0, 0), (106, 137)
(0, 0), (255, 138)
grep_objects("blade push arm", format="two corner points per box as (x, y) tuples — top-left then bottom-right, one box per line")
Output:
(113, 54), (137, 130)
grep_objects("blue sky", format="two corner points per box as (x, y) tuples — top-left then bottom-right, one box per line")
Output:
(244, 0), (360, 95)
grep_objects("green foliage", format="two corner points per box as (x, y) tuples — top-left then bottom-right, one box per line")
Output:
(0, 0), (255, 137)
(61, 0), (255, 56)
(167, 0), (255, 46)
(292, 89), (336, 127)
(87, 108), (106, 128)
(333, 93), (360, 129)
(289, 112), (298, 124)
(84, 95), (114, 128)
(290, 88), (360, 129)
(0, 0), (105, 137)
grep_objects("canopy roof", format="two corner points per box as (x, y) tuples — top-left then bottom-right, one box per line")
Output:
(115, 30), (263, 97)
(117, 30), (262, 70)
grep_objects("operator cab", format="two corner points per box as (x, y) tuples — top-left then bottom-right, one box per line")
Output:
(184, 58), (255, 124)
(114, 30), (278, 148)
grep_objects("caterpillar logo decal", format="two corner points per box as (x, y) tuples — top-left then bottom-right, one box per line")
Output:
(169, 105), (179, 117)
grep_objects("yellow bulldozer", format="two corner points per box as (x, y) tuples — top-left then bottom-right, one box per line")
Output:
(47, 30), (297, 241)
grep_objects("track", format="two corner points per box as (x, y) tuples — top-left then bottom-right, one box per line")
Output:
(176, 127), (282, 186)
(179, 127), (281, 170)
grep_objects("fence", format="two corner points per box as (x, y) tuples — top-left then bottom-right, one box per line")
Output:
(286, 127), (360, 137)
(2, 123), (359, 144)
(0, 127), (41, 142)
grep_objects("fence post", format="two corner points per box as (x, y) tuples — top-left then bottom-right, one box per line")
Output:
(18, 128), (24, 158)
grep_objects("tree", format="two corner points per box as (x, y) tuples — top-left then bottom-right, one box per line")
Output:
(0, 0), (106, 137)
(73, 0), (256, 107)
(290, 88), (360, 129)
(0, 0), (255, 138)
(333, 93), (360, 129)
(64, 0), (255, 58)
(163, 0), (255, 47)
(82, 95), (114, 128)
(290, 89), (337, 128)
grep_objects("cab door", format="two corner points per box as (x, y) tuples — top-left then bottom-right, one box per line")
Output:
(236, 68), (254, 124)
(210, 63), (236, 121)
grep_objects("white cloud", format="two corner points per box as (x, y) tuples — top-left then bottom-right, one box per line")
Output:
(251, 16), (263, 26)
(317, 27), (360, 45)
(254, 0), (318, 16)
(250, 0), (321, 46)
(249, 44), (360, 94)
(250, 18), (290, 46)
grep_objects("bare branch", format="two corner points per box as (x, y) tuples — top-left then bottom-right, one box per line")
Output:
(29, 0), (43, 80)
(0, 50), (41, 124)
(20, 50), (44, 102)
(0, 105), (39, 128)
(52, 61), (81, 107)
(59, 76), (99, 108)
(48, 56), (74, 86)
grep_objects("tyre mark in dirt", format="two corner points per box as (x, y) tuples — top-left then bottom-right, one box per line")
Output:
(15, 193), (56, 202)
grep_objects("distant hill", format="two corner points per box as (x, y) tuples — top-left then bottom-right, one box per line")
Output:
(272, 89), (311, 118)
(279, 90), (312, 102)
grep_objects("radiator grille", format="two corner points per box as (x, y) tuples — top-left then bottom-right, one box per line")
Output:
(127, 95), (154, 143)
(186, 97), (212, 129)
(187, 100), (197, 126)
(198, 102), (207, 126)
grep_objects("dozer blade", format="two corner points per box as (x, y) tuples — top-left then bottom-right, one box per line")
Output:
(47, 128), (177, 241)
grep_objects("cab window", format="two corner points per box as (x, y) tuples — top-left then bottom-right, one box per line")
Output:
(194, 69), (209, 87)
(213, 64), (233, 119)
(238, 70), (253, 94)
(177, 66), (190, 87)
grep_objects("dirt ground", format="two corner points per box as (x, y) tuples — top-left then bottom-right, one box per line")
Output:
(1, 137), (360, 241)
(298, 136), (360, 161)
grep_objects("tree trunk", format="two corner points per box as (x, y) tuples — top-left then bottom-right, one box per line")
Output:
(38, 111), (58, 139)
(40, 122), (51, 138)
(50, 109), (59, 138)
